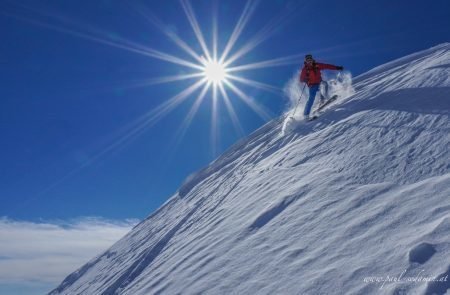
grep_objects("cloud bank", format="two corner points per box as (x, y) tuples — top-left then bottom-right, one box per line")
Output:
(0, 217), (137, 294)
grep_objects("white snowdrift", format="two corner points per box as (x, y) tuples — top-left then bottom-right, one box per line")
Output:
(50, 43), (450, 295)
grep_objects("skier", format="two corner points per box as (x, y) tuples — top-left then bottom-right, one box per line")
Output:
(300, 54), (343, 120)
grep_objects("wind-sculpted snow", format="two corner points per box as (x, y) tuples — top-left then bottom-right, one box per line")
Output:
(51, 44), (450, 295)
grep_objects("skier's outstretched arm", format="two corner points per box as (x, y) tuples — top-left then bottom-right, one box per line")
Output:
(317, 63), (343, 71)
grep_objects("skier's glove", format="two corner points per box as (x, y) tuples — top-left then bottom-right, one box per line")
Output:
(336, 66), (344, 70)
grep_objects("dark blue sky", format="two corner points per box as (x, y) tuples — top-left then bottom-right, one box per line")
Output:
(1, 0), (449, 221)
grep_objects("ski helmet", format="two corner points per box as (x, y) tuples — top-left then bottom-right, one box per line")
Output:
(305, 54), (313, 62)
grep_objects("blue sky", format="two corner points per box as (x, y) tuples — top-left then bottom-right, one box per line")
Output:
(1, 0), (450, 221)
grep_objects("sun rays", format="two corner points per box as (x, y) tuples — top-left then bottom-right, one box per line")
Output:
(140, 0), (301, 156)
(3, 0), (305, 160)
(90, 0), (302, 158)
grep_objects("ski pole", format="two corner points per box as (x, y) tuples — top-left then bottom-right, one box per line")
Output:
(290, 83), (307, 118)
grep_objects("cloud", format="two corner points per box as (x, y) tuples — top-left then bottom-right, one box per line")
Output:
(0, 217), (137, 293)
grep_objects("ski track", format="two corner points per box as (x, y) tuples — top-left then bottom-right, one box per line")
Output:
(50, 43), (450, 295)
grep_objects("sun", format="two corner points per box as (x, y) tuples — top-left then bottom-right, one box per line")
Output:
(202, 58), (228, 85)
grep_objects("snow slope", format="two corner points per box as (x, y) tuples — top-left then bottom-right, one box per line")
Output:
(50, 43), (450, 295)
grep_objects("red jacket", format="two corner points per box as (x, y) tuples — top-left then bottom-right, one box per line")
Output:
(300, 62), (339, 86)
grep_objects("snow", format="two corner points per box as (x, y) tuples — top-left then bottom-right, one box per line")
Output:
(49, 43), (450, 295)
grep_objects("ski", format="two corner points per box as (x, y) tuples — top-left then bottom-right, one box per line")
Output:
(316, 95), (338, 112)
(306, 95), (338, 121)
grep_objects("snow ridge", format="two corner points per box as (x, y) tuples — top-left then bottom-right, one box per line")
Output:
(50, 44), (450, 295)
